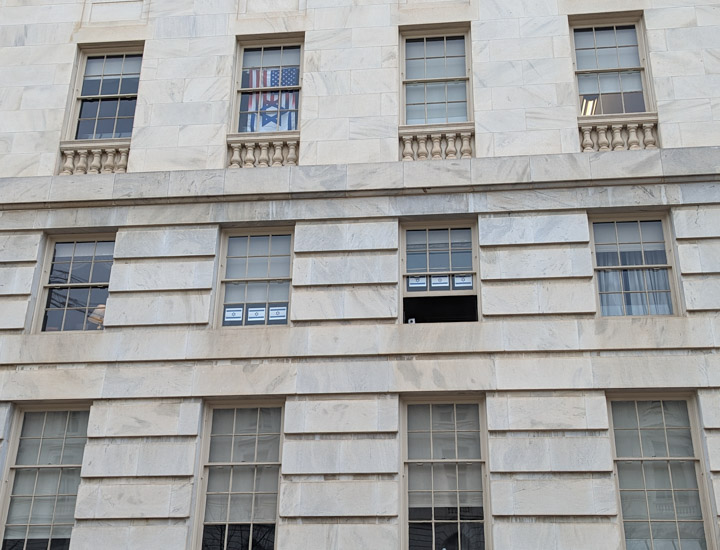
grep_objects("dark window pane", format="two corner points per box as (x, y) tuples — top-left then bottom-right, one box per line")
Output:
(79, 100), (99, 118)
(239, 112), (257, 133)
(70, 262), (91, 284)
(435, 523), (459, 550)
(461, 523), (485, 550)
(95, 118), (115, 139)
(25, 541), (49, 550)
(122, 55), (142, 74)
(100, 77), (120, 95)
(75, 119), (96, 140)
(114, 118), (134, 138)
(226, 524), (250, 550)
(81, 77), (101, 96)
(2, 542), (25, 550)
(63, 309), (86, 331)
(49, 539), (70, 550)
(95, 241), (115, 260)
(68, 287), (89, 308)
(201, 525), (225, 550)
(601, 92), (623, 114)
(98, 99), (119, 118)
(42, 309), (64, 331)
(91, 261), (112, 283)
(49, 263), (70, 285)
(103, 56), (123, 75)
(409, 523), (433, 550)
(252, 524), (275, 550)
(119, 76), (139, 95)
(118, 98), (136, 117)
(624, 91), (645, 113)
(451, 251), (472, 271)
(281, 66), (300, 86)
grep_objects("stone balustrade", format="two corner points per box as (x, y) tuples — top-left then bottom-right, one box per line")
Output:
(227, 131), (300, 168)
(578, 113), (659, 153)
(59, 139), (131, 175)
(399, 122), (475, 161)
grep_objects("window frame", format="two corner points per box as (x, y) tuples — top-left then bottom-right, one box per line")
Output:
(194, 402), (284, 550)
(400, 25), (473, 126)
(569, 13), (655, 118)
(401, 397), (490, 550)
(607, 394), (717, 550)
(33, 234), (116, 333)
(215, 229), (294, 328)
(0, 405), (91, 550)
(589, 215), (680, 318)
(233, 37), (304, 135)
(65, 43), (144, 142)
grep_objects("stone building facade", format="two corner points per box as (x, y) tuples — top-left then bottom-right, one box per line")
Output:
(0, 0), (720, 549)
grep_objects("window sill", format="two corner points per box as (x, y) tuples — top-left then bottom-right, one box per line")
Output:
(59, 138), (131, 175)
(578, 112), (658, 152)
(398, 121), (475, 161)
(227, 131), (300, 168)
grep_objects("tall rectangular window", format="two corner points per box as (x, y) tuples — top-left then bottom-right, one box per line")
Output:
(592, 220), (673, 316)
(573, 24), (647, 116)
(75, 53), (141, 140)
(220, 233), (291, 327)
(406, 403), (485, 550)
(403, 35), (469, 125)
(201, 407), (282, 550)
(611, 400), (709, 550)
(41, 239), (114, 331)
(2, 410), (89, 550)
(237, 45), (301, 133)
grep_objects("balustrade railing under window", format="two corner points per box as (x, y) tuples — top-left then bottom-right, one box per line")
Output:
(227, 131), (299, 168)
(399, 122), (475, 161)
(59, 139), (131, 175)
(578, 113), (658, 152)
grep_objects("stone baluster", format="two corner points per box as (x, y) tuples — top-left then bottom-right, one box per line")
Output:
(60, 151), (75, 175)
(286, 141), (298, 165)
(611, 125), (624, 151)
(88, 149), (102, 174)
(416, 135), (429, 161)
(445, 133), (458, 159)
(642, 124), (657, 149)
(430, 134), (442, 160)
(229, 144), (242, 168)
(271, 141), (284, 166)
(103, 149), (117, 173)
(460, 133), (472, 159)
(627, 124), (641, 150)
(243, 144), (256, 168)
(596, 126), (610, 152)
(401, 136), (414, 161)
(116, 148), (129, 173)
(580, 126), (594, 152)
(257, 142), (270, 167)
(75, 150), (89, 175)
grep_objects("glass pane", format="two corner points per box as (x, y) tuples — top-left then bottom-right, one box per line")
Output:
(621, 72), (643, 93)
(253, 493), (277, 521)
(232, 435), (256, 462)
(406, 58), (425, 79)
(624, 522), (651, 550)
(407, 252), (427, 272)
(621, 491), (648, 519)
(599, 72), (621, 93)
(674, 490), (702, 520)
(251, 524), (274, 550)
(269, 256), (290, 277)
(243, 48), (262, 67)
(246, 282), (268, 302)
(204, 494), (228, 522)
(446, 36), (465, 56)
(406, 84), (425, 105)
(459, 492), (484, 519)
(58, 469), (80, 495)
(207, 466), (230, 492)
(98, 99), (118, 118)
(95, 118), (115, 139)
(596, 245), (619, 267)
(446, 57), (465, 77)
(408, 432), (431, 460)
(435, 523), (459, 549)
(38, 439), (64, 465)
(601, 293), (624, 316)
(256, 435), (280, 462)
(432, 405), (454, 430)
(433, 464), (457, 491)
(85, 57), (104, 76)
(455, 404), (479, 431)
(53, 496), (76, 523)
(667, 429), (693, 457)
(678, 522), (707, 550)
(644, 245), (667, 266)
(598, 270), (622, 292)
(625, 292), (648, 316)
(30, 497), (54, 524)
(122, 55), (142, 74)
(259, 408), (281, 433)
(409, 523), (433, 550)
(68, 288), (89, 309)
(117, 98), (136, 117)
(268, 281), (289, 301)
(426, 102), (446, 123)
(79, 100), (99, 119)
(234, 408), (258, 434)
(35, 469), (60, 495)
(426, 83), (445, 103)
(574, 29), (594, 48)
(617, 26), (638, 46)
(282, 46), (301, 65)
(671, 461), (698, 489)
(247, 256), (269, 278)
(228, 236), (248, 257)
(262, 47), (282, 66)
(447, 102), (467, 122)
(595, 27), (616, 47)
(201, 525), (225, 550)
(115, 117), (134, 138)
(249, 236), (270, 256)
(664, 401), (690, 427)
(231, 465), (254, 492)
(226, 257), (247, 279)
(228, 493), (253, 522)
(637, 401), (663, 428)
(624, 92), (645, 113)
(575, 49), (597, 70)
(408, 492), (432, 520)
(647, 491), (675, 519)
(594, 223), (616, 244)
(615, 430), (641, 457)
(209, 436), (232, 462)
(447, 82), (466, 102)
(12, 469), (37, 495)
(103, 56), (123, 74)
(406, 104), (426, 125)
(406, 39), (424, 59)
(458, 463), (483, 491)
(255, 465), (279, 492)
(578, 73), (599, 95)
(212, 409), (234, 434)
(409, 405), (430, 431)
(409, 464), (431, 490)
(429, 251), (450, 271)
(432, 432), (456, 460)
(81, 77), (101, 96)
(434, 491), (458, 520)
(457, 432), (481, 459)
(643, 461), (671, 489)
(641, 220), (664, 242)
(640, 429), (667, 457)
(619, 46), (641, 67)
(618, 462), (644, 489)
(17, 439), (41, 465)
(601, 93), (623, 114)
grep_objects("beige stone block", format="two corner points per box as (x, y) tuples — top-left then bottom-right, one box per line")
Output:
(493, 521), (623, 550)
(480, 245), (592, 280)
(578, 317), (715, 351)
(347, 162), (403, 191)
(0, 265), (34, 295)
(698, 389), (720, 429)
(291, 285), (397, 321)
(0, 233), (42, 263)
(82, 439), (196, 477)
(276, 524), (398, 550)
(482, 279), (596, 315)
(87, 399), (201, 437)
(0, 177), (51, 203)
(284, 396), (398, 433)
(282, 438), (399, 474)
(674, 206), (720, 239)
(683, 275), (720, 311)
(403, 159), (472, 188)
(295, 221), (398, 253)
(677, 240), (720, 274)
(494, 356), (594, 390)
(101, 363), (195, 398)
(490, 435), (613, 472)
(292, 252), (398, 286)
(487, 392), (608, 431)
(114, 226), (218, 259)
(69, 524), (188, 550)
(104, 291), (211, 326)
(394, 357), (496, 392)
(478, 213), (589, 245)
(109, 259), (215, 291)
(191, 361), (297, 397)
(491, 475), (616, 516)
(0, 296), (28, 329)
(705, 433), (720, 471)
(279, 480), (398, 517)
(591, 355), (710, 389)
(1, 364), (105, 400)
(75, 479), (192, 519)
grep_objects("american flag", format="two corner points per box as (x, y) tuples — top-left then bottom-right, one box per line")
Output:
(243, 67), (299, 132)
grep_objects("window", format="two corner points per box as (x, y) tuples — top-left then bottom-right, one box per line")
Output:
(403, 34), (470, 125)
(403, 227), (477, 323)
(573, 23), (647, 116)
(406, 403), (485, 550)
(40, 239), (114, 331)
(592, 220), (673, 316)
(74, 52), (141, 140)
(611, 399), (710, 550)
(201, 407), (282, 550)
(2, 410), (89, 550)
(220, 233), (291, 327)
(237, 45), (301, 133)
